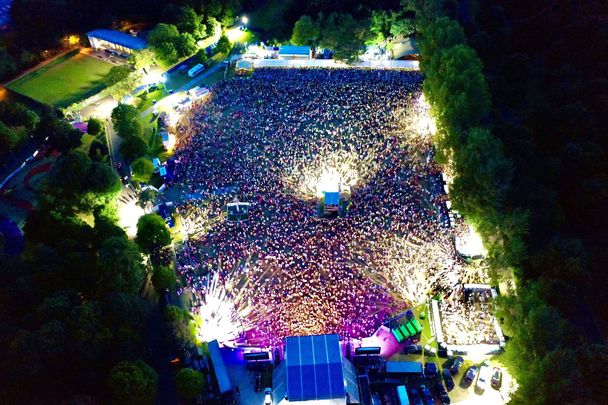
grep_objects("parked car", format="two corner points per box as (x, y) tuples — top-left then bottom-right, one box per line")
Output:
(435, 382), (451, 404)
(264, 387), (272, 405)
(420, 384), (434, 405)
(402, 344), (423, 355)
(424, 362), (438, 378)
(442, 368), (455, 391)
(450, 356), (464, 374)
(476, 366), (491, 393)
(464, 365), (479, 385)
(409, 387), (423, 405)
(491, 367), (502, 389)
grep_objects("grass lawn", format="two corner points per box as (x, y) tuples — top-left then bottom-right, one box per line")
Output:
(7, 52), (114, 108)
(137, 89), (168, 112)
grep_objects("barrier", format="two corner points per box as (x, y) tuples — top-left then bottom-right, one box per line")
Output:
(252, 59), (419, 70)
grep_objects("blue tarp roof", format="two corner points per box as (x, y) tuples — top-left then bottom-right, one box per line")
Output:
(284, 334), (345, 402)
(324, 191), (340, 205)
(279, 45), (311, 56)
(86, 29), (148, 50)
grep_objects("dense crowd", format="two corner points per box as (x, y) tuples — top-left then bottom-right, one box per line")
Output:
(440, 288), (500, 345)
(172, 68), (473, 347)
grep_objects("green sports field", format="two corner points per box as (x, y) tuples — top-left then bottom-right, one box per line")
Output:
(7, 52), (114, 108)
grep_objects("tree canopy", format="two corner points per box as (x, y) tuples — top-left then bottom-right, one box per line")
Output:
(290, 16), (321, 47)
(135, 214), (172, 254)
(106, 360), (158, 405)
(175, 368), (206, 400)
(131, 157), (155, 183)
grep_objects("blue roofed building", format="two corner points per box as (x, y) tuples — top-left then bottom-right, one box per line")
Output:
(272, 334), (361, 404)
(323, 191), (340, 214)
(278, 45), (312, 60)
(87, 29), (148, 56)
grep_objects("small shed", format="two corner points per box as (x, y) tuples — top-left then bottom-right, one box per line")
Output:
(235, 59), (253, 74)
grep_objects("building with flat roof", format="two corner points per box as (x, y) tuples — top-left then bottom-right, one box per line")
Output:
(272, 334), (360, 404)
(87, 29), (148, 56)
(278, 45), (312, 60)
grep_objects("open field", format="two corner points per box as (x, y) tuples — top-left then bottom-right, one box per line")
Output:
(7, 52), (113, 108)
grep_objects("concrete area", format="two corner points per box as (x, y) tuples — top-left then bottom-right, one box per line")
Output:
(222, 349), (266, 405)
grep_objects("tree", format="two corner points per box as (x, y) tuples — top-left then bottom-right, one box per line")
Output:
(148, 23), (180, 46)
(135, 214), (171, 253)
(87, 118), (103, 136)
(176, 6), (205, 38)
(131, 157), (154, 183)
(111, 104), (140, 137)
(151, 266), (176, 291)
(107, 360), (158, 405)
(196, 48), (209, 66)
(451, 127), (513, 220)
(164, 305), (195, 346)
(175, 32), (198, 58)
(0, 47), (17, 81)
(129, 49), (157, 71)
(49, 150), (92, 198)
(98, 237), (147, 294)
(291, 15), (321, 47)
(215, 32), (232, 54)
(104, 65), (132, 87)
(108, 70), (141, 102)
(423, 44), (491, 139)
(84, 162), (122, 204)
(138, 188), (158, 211)
(320, 13), (370, 63)
(0, 121), (21, 153)
(175, 368), (205, 401)
(148, 23), (181, 64)
(370, 10), (396, 43)
(120, 136), (148, 162)
(36, 115), (82, 153)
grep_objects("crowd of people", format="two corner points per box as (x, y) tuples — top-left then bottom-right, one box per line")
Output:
(439, 287), (500, 346)
(171, 68), (478, 347)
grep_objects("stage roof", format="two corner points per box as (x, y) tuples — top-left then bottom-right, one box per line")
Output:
(87, 29), (148, 50)
(324, 192), (340, 206)
(284, 334), (345, 402)
(279, 45), (311, 56)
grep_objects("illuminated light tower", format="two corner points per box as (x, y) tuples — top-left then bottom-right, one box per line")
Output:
(241, 16), (249, 29)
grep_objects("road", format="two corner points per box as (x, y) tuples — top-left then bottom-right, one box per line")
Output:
(139, 61), (227, 119)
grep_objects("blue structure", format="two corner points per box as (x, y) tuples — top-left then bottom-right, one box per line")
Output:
(278, 45), (311, 60)
(87, 29), (148, 55)
(323, 191), (340, 215)
(208, 340), (233, 395)
(273, 334), (360, 404)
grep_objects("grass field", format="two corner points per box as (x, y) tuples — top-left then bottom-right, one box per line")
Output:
(7, 52), (114, 108)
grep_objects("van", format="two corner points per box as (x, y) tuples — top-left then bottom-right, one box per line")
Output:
(188, 63), (205, 77)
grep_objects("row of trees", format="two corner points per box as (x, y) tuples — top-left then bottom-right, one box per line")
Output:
(407, 0), (608, 402)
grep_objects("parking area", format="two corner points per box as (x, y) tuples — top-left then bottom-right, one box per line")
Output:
(358, 349), (512, 405)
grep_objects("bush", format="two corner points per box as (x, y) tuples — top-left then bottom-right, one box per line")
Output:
(131, 157), (155, 183)
(120, 136), (148, 162)
(151, 266), (177, 291)
(87, 118), (104, 135)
